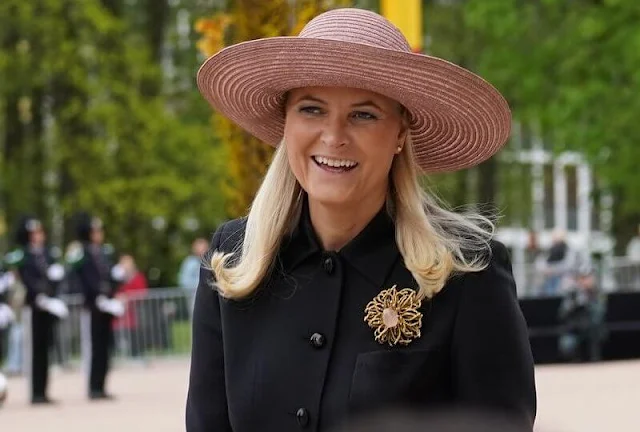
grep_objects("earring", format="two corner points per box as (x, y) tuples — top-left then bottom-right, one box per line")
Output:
(396, 146), (403, 153)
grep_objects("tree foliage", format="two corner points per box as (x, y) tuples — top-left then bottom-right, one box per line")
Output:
(456, 0), (640, 249)
(0, 0), (227, 285)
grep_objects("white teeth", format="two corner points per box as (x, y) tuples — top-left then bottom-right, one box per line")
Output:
(314, 156), (357, 168)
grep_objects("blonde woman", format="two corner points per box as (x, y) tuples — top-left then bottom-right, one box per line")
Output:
(187, 8), (536, 432)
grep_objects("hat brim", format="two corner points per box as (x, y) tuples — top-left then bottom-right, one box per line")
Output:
(197, 37), (511, 173)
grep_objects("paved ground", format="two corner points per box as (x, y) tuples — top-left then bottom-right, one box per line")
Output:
(1, 359), (189, 432)
(1, 359), (638, 431)
(534, 360), (639, 432)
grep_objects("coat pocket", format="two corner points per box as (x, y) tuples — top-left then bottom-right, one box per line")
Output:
(348, 347), (448, 413)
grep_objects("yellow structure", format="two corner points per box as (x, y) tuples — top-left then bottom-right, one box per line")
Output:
(380, 0), (423, 52)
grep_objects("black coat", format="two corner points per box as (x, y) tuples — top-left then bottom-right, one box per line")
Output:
(186, 205), (537, 432)
(72, 244), (119, 309)
(15, 247), (60, 307)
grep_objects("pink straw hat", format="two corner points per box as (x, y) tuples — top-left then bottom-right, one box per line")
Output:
(197, 8), (511, 173)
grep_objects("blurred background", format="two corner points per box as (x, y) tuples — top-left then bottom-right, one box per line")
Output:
(1, 0), (639, 431)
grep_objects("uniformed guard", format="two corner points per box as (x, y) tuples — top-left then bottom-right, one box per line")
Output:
(4, 215), (68, 405)
(0, 265), (16, 409)
(0, 264), (16, 321)
(0, 265), (17, 358)
(67, 213), (124, 400)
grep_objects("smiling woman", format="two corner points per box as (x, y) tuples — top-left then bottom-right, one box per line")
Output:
(187, 8), (536, 432)
(284, 87), (406, 249)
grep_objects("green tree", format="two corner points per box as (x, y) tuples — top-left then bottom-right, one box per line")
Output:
(459, 0), (640, 251)
(0, 0), (227, 284)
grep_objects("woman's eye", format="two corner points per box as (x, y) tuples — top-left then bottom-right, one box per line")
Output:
(299, 106), (322, 115)
(352, 111), (377, 120)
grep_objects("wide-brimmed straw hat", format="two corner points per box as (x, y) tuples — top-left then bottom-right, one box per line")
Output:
(197, 8), (511, 173)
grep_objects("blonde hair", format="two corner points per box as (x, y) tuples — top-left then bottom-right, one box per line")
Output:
(210, 136), (494, 301)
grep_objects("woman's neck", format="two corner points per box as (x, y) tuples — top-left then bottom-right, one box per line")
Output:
(307, 194), (386, 251)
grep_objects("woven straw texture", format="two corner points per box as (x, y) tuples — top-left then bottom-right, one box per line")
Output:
(197, 8), (511, 173)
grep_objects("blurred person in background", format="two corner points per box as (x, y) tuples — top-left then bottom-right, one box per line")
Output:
(113, 254), (148, 360)
(1, 262), (25, 377)
(540, 229), (575, 296)
(626, 223), (640, 260)
(0, 265), (14, 408)
(625, 223), (640, 289)
(67, 213), (125, 400)
(4, 215), (69, 405)
(186, 8), (536, 432)
(48, 240), (88, 370)
(0, 266), (14, 408)
(558, 263), (607, 363)
(0, 266), (17, 368)
(178, 237), (208, 316)
(525, 230), (546, 294)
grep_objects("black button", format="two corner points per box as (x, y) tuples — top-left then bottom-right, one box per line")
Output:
(322, 256), (334, 274)
(296, 408), (310, 427)
(310, 332), (325, 349)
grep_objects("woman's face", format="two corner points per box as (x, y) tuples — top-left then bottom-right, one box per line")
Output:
(284, 86), (407, 209)
(119, 255), (136, 278)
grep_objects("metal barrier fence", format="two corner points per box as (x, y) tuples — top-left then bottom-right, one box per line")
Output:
(44, 260), (640, 367)
(608, 258), (640, 291)
(3, 260), (640, 371)
(51, 288), (193, 368)
(514, 259), (640, 298)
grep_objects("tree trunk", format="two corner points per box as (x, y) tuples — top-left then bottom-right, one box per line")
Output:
(2, 94), (24, 237)
(100, 0), (123, 16)
(477, 157), (498, 215)
(145, 0), (169, 62)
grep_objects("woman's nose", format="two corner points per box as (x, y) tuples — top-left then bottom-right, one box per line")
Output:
(320, 116), (349, 148)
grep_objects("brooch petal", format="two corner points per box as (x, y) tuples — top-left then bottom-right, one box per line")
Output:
(364, 285), (423, 346)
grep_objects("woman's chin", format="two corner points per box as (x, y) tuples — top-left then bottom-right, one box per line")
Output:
(306, 188), (355, 209)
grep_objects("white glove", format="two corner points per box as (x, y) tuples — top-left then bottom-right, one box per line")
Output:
(110, 264), (125, 282)
(95, 295), (125, 317)
(47, 263), (65, 282)
(0, 304), (15, 329)
(0, 371), (7, 399)
(0, 272), (15, 294)
(35, 294), (69, 319)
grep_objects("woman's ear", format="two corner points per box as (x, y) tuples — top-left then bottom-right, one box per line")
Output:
(397, 108), (410, 148)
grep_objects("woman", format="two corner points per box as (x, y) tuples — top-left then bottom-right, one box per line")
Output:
(187, 8), (536, 432)
(113, 255), (148, 358)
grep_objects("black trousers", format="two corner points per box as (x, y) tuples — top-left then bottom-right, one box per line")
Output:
(30, 308), (53, 399)
(89, 309), (114, 394)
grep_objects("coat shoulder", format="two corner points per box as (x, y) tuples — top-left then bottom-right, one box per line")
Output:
(210, 217), (247, 254)
(454, 238), (517, 299)
(488, 239), (512, 267)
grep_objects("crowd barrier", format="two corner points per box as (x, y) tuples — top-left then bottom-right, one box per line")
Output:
(608, 258), (640, 291)
(49, 288), (193, 369)
(514, 259), (640, 297)
(2, 271), (640, 371)
(520, 291), (640, 364)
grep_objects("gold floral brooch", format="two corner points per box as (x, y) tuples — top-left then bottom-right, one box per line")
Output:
(364, 285), (423, 346)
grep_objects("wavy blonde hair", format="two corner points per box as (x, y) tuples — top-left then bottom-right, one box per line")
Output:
(210, 135), (494, 301)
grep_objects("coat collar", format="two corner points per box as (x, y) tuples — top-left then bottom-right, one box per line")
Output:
(279, 196), (400, 288)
